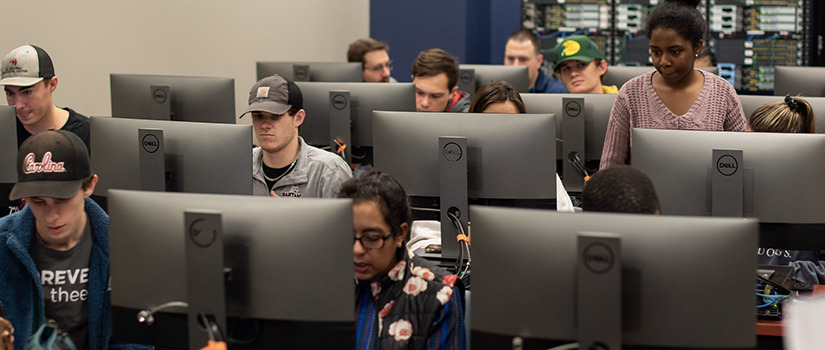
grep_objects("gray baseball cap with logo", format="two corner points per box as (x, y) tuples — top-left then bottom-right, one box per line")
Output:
(240, 74), (303, 117)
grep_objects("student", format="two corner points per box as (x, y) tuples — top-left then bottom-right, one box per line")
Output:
(581, 165), (661, 214)
(347, 38), (396, 83)
(468, 80), (575, 212)
(694, 47), (717, 68)
(411, 49), (472, 113)
(504, 29), (567, 93)
(599, 0), (746, 169)
(241, 74), (352, 198)
(747, 96), (823, 285)
(0, 131), (145, 350)
(340, 170), (466, 350)
(1, 45), (89, 150)
(748, 95), (815, 133)
(552, 35), (618, 94)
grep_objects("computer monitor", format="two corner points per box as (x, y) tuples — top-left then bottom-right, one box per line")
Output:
(0, 106), (17, 217)
(0, 106), (16, 183)
(108, 190), (354, 348)
(372, 111), (556, 257)
(90, 117), (253, 202)
(739, 95), (825, 132)
(256, 61), (362, 82)
(457, 64), (530, 97)
(294, 82), (415, 162)
(110, 73), (236, 124)
(631, 128), (825, 248)
(601, 66), (718, 88)
(773, 66), (825, 97)
(470, 206), (757, 349)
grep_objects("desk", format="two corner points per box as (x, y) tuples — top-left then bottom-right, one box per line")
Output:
(755, 285), (825, 349)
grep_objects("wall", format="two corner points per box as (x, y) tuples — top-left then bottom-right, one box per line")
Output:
(370, 0), (520, 82)
(0, 1), (370, 122)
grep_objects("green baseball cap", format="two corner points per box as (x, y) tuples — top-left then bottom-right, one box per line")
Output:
(553, 35), (603, 71)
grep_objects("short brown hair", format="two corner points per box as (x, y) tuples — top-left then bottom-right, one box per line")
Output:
(469, 80), (526, 113)
(507, 29), (541, 56)
(347, 38), (389, 64)
(411, 48), (459, 90)
(748, 95), (815, 133)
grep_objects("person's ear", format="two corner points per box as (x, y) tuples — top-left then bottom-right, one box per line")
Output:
(293, 109), (306, 127)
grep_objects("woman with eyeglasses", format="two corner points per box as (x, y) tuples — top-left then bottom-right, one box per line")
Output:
(338, 170), (466, 350)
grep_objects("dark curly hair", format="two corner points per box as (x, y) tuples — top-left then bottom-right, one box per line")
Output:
(582, 165), (661, 214)
(645, 0), (705, 47)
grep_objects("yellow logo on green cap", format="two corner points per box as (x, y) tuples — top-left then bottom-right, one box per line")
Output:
(562, 40), (581, 57)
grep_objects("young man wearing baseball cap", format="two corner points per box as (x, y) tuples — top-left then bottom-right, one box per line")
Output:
(242, 74), (352, 198)
(1, 45), (90, 150)
(0, 130), (139, 349)
(553, 36), (619, 94)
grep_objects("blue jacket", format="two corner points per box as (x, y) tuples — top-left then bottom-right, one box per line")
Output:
(530, 69), (568, 93)
(0, 198), (146, 350)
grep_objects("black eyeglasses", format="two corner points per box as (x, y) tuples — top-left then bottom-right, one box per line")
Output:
(354, 232), (393, 250)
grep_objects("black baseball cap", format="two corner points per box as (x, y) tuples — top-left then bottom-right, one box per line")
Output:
(10, 130), (91, 200)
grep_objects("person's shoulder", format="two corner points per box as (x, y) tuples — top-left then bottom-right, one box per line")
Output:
(305, 144), (352, 172)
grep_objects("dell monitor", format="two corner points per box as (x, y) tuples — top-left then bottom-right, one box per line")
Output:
(110, 73), (236, 124)
(520, 93), (616, 191)
(373, 111), (556, 257)
(773, 66), (825, 97)
(256, 61), (362, 82)
(0, 106), (16, 183)
(457, 64), (530, 98)
(739, 94), (825, 132)
(90, 117), (253, 204)
(1, 106), (18, 217)
(602, 66), (718, 88)
(470, 206), (757, 349)
(294, 82), (416, 164)
(108, 190), (354, 348)
(631, 128), (825, 248)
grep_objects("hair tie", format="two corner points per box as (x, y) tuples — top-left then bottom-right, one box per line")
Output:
(785, 95), (800, 113)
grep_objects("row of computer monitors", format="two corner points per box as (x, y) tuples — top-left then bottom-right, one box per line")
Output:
(106, 189), (758, 349)
(4, 91), (825, 223)
(108, 64), (825, 127)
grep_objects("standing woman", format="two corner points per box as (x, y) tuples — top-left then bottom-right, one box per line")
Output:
(599, 0), (746, 169)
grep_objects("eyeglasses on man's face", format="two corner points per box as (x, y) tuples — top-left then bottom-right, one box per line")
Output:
(364, 61), (393, 73)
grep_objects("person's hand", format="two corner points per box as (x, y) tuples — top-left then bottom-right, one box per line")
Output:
(270, 190), (279, 198)
(0, 317), (13, 350)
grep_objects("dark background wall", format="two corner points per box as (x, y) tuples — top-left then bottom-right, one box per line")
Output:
(370, 0), (521, 82)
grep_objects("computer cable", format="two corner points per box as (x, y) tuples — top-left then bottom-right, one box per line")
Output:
(568, 151), (590, 182)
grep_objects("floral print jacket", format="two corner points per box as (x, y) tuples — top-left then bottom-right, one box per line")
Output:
(355, 249), (466, 350)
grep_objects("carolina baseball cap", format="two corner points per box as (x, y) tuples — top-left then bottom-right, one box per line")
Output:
(10, 130), (91, 200)
(239, 74), (303, 118)
(553, 35), (603, 71)
(0, 44), (56, 87)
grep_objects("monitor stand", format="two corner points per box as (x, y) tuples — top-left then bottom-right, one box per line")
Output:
(562, 97), (585, 192)
(439, 136), (468, 259)
(457, 69), (476, 100)
(328, 91), (352, 164)
(710, 149), (749, 217)
(150, 85), (172, 120)
(184, 211), (227, 348)
(576, 232), (621, 350)
(139, 128), (166, 191)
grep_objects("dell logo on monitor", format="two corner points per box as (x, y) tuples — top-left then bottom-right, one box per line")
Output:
(152, 88), (168, 104)
(332, 94), (348, 110)
(442, 142), (463, 162)
(142, 134), (160, 153)
(564, 100), (582, 118)
(716, 155), (738, 176)
(582, 242), (614, 274)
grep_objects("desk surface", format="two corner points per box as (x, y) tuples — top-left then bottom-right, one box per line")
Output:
(756, 285), (825, 337)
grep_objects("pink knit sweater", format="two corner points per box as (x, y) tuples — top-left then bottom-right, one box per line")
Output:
(599, 69), (746, 169)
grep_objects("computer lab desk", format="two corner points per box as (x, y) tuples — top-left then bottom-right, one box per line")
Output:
(756, 285), (825, 349)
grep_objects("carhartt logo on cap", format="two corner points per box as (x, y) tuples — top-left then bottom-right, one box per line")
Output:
(23, 152), (66, 174)
(10, 59), (16, 66)
(562, 41), (581, 57)
(257, 86), (270, 99)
